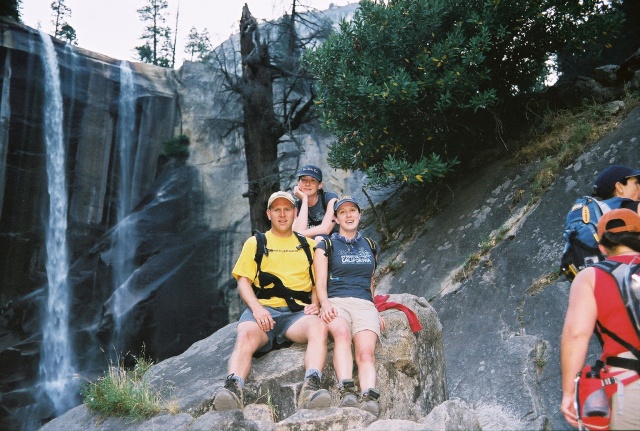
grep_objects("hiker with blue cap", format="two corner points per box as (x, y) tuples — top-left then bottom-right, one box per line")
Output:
(593, 165), (640, 213)
(292, 164), (339, 238)
(560, 165), (640, 280)
(313, 195), (383, 418)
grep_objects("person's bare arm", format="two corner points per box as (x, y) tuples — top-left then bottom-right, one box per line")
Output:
(292, 186), (309, 233)
(237, 276), (274, 330)
(560, 268), (597, 428)
(296, 197), (337, 238)
(314, 247), (338, 323)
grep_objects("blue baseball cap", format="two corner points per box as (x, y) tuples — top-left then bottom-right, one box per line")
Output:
(298, 165), (322, 182)
(334, 196), (361, 213)
(593, 165), (640, 198)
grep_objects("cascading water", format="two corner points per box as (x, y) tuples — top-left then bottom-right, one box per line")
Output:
(38, 30), (76, 414)
(111, 61), (139, 348)
(0, 51), (11, 216)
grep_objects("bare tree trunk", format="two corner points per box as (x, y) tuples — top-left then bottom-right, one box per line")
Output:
(240, 5), (283, 232)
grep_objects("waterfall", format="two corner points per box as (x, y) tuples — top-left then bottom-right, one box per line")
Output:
(0, 51), (11, 219)
(37, 31), (76, 414)
(112, 61), (138, 347)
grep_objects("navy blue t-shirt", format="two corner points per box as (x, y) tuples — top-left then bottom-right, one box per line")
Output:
(315, 234), (378, 302)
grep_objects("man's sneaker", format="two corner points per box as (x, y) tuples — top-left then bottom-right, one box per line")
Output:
(213, 374), (243, 411)
(360, 388), (381, 418)
(338, 379), (359, 408)
(298, 374), (332, 409)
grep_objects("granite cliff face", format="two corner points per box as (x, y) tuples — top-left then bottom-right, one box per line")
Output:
(0, 19), (189, 430)
(0, 7), (363, 429)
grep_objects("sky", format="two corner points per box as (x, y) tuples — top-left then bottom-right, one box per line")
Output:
(20, 0), (355, 67)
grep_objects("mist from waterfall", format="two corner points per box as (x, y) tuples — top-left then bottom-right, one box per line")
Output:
(37, 30), (76, 414)
(111, 61), (139, 347)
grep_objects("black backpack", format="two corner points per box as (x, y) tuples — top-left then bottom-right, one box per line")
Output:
(251, 231), (314, 312)
(560, 197), (626, 281)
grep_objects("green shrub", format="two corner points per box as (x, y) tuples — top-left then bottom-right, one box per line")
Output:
(162, 134), (190, 158)
(82, 352), (162, 419)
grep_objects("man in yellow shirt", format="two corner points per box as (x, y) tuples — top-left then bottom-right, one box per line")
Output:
(213, 191), (330, 411)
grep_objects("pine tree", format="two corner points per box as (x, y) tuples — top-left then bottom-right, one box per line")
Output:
(185, 27), (212, 62)
(51, 0), (77, 45)
(0, 0), (21, 21)
(136, 0), (174, 67)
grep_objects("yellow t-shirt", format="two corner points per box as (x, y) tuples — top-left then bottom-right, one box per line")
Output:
(232, 231), (316, 308)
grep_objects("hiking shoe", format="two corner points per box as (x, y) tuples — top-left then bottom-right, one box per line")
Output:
(213, 374), (243, 411)
(338, 379), (359, 408)
(298, 374), (331, 409)
(360, 388), (381, 418)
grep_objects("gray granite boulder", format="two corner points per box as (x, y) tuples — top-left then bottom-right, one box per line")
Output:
(41, 293), (460, 430)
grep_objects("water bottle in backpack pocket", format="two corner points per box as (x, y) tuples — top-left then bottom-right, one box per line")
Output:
(575, 360), (640, 431)
(575, 362), (612, 431)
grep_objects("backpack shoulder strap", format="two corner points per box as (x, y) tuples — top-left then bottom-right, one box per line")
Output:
(596, 321), (640, 363)
(294, 232), (315, 286)
(592, 260), (621, 274)
(364, 237), (378, 269)
(592, 198), (611, 216)
(592, 260), (640, 358)
(603, 196), (630, 211)
(364, 237), (377, 255)
(323, 238), (333, 258)
(319, 189), (327, 212)
(253, 230), (268, 271)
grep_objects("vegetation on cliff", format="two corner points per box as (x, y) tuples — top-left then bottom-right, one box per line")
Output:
(305, 0), (623, 188)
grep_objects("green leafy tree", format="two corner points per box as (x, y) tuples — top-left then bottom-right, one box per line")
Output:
(305, 0), (622, 188)
(0, 0), (21, 21)
(51, 0), (77, 45)
(184, 27), (212, 61)
(136, 0), (174, 67)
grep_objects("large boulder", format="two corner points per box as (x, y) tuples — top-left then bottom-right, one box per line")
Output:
(40, 293), (466, 430)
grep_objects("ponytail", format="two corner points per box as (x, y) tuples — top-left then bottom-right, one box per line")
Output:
(600, 231), (640, 253)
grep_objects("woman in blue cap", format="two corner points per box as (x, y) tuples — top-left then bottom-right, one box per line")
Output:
(292, 164), (339, 238)
(593, 165), (640, 213)
(313, 195), (384, 418)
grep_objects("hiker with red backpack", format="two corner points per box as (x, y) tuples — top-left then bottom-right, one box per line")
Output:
(560, 209), (640, 430)
(313, 196), (384, 418)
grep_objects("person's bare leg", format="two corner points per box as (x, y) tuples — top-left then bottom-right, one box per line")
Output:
(214, 321), (268, 411)
(353, 330), (378, 390)
(227, 321), (269, 379)
(354, 330), (380, 417)
(285, 314), (331, 409)
(327, 317), (353, 380)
